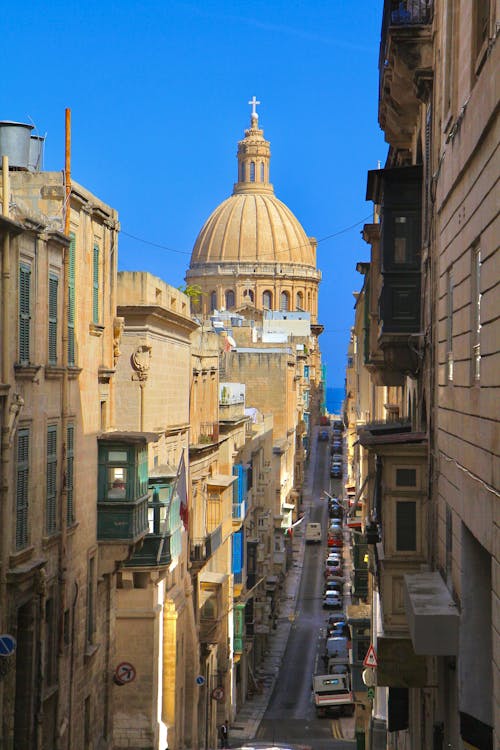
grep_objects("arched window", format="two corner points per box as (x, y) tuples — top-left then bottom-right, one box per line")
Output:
(210, 290), (217, 311)
(241, 163), (245, 182)
(250, 161), (255, 182)
(243, 288), (254, 303)
(296, 291), (304, 310)
(260, 162), (265, 181)
(280, 291), (290, 312)
(307, 291), (311, 310)
(262, 290), (272, 309)
(225, 289), (235, 309)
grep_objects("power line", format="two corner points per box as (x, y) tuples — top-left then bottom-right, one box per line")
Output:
(119, 214), (373, 258)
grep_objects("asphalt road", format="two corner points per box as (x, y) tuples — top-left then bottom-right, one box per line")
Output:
(254, 437), (354, 750)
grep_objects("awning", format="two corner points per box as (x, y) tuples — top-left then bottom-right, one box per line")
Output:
(281, 502), (296, 510)
(404, 571), (459, 655)
(207, 474), (236, 488)
(199, 571), (227, 585)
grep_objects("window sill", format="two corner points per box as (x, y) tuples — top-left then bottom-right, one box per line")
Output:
(89, 322), (105, 337)
(68, 366), (82, 380)
(44, 365), (65, 380)
(42, 532), (61, 550)
(84, 642), (100, 663)
(14, 364), (42, 381)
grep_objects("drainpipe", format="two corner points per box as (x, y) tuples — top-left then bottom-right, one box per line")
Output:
(58, 109), (71, 749)
(1, 156), (10, 640)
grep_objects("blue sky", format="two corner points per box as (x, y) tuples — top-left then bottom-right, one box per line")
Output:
(4, 1), (386, 387)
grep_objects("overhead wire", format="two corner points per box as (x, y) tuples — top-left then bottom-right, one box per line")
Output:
(119, 213), (373, 259)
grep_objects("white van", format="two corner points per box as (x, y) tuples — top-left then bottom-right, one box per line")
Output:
(305, 522), (322, 544)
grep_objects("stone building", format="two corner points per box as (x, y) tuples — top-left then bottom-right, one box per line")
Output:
(111, 271), (198, 750)
(0, 127), (146, 749)
(345, 3), (499, 749)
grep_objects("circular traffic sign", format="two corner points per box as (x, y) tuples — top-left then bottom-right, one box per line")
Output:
(211, 686), (224, 701)
(114, 662), (136, 685)
(195, 675), (205, 686)
(0, 635), (16, 656)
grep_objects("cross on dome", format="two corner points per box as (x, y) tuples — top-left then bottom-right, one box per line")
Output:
(248, 96), (261, 117)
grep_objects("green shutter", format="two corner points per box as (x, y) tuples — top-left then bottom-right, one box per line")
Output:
(46, 426), (58, 534)
(19, 264), (31, 364)
(48, 274), (58, 364)
(92, 243), (99, 324)
(68, 233), (76, 365)
(16, 429), (29, 549)
(66, 424), (75, 525)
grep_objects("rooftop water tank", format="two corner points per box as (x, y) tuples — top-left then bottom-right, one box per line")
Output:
(0, 121), (34, 170)
(28, 135), (45, 171)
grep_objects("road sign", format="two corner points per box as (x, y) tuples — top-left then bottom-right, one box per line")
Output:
(363, 644), (378, 668)
(0, 635), (16, 656)
(367, 687), (375, 700)
(114, 662), (136, 685)
(211, 686), (224, 701)
(195, 675), (205, 686)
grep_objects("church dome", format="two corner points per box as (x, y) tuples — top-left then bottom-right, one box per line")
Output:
(190, 192), (315, 267)
(189, 100), (316, 269)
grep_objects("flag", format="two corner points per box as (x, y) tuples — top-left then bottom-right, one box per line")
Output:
(175, 450), (189, 530)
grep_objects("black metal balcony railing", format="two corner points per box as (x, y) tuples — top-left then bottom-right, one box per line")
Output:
(389, 0), (432, 26)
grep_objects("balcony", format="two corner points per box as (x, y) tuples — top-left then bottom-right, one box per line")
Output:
(190, 421), (220, 451)
(366, 166), (423, 385)
(97, 434), (154, 569)
(379, 1), (434, 147)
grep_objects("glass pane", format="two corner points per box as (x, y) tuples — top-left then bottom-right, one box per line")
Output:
(396, 501), (416, 551)
(107, 467), (127, 498)
(108, 450), (128, 462)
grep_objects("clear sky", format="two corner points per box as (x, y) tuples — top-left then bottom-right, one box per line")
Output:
(4, 1), (386, 387)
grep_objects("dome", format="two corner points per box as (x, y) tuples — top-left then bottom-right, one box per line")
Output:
(189, 103), (316, 270)
(190, 192), (315, 267)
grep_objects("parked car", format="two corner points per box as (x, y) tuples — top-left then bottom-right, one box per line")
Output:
(326, 613), (346, 628)
(318, 430), (329, 441)
(324, 583), (343, 597)
(330, 464), (342, 478)
(322, 592), (342, 609)
(329, 506), (343, 519)
(327, 534), (343, 549)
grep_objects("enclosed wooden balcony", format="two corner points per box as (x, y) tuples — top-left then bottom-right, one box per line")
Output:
(379, 0), (434, 147)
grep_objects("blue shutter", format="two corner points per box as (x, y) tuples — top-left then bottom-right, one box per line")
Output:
(48, 273), (58, 364)
(233, 464), (244, 504)
(232, 529), (243, 574)
(46, 426), (58, 534)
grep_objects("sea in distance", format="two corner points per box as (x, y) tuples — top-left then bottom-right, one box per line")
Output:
(326, 386), (344, 417)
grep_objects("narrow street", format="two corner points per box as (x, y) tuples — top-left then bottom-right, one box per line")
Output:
(254, 428), (355, 750)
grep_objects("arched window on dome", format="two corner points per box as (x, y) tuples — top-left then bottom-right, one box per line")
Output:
(280, 291), (290, 312)
(243, 289), (254, 303)
(210, 290), (217, 311)
(225, 289), (235, 310)
(260, 162), (265, 182)
(262, 290), (272, 309)
(241, 162), (245, 182)
(249, 161), (255, 182)
(307, 291), (311, 310)
(296, 291), (304, 310)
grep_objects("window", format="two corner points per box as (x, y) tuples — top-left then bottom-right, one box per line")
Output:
(445, 504), (453, 583)
(92, 243), (100, 324)
(260, 162), (264, 181)
(46, 425), (58, 535)
(19, 263), (31, 364)
(473, 0), (490, 71)
(392, 214), (419, 265)
(44, 594), (58, 685)
(241, 162), (245, 182)
(210, 290), (217, 311)
(262, 290), (272, 309)
(446, 268), (454, 381)
(296, 291), (304, 310)
(48, 274), (58, 364)
(280, 291), (290, 311)
(442, 3), (456, 120)
(471, 246), (481, 382)
(243, 288), (254, 303)
(86, 556), (96, 644)
(396, 501), (416, 551)
(68, 233), (76, 365)
(16, 428), (30, 549)
(225, 289), (235, 309)
(395, 468), (417, 487)
(249, 161), (255, 182)
(67, 425), (75, 525)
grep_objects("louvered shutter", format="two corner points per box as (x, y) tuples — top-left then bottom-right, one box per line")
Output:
(46, 426), (58, 534)
(16, 429), (29, 549)
(66, 424), (75, 525)
(19, 264), (31, 364)
(48, 274), (58, 364)
(92, 244), (99, 323)
(68, 233), (76, 365)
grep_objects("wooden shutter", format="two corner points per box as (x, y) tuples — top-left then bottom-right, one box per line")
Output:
(48, 274), (58, 364)
(68, 233), (76, 365)
(46, 426), (58, 534)
(16, 429), (30, 549)
(92, 243), (99, 323)
(66, 424), (75, 525)
(19, 264), (31, 364)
